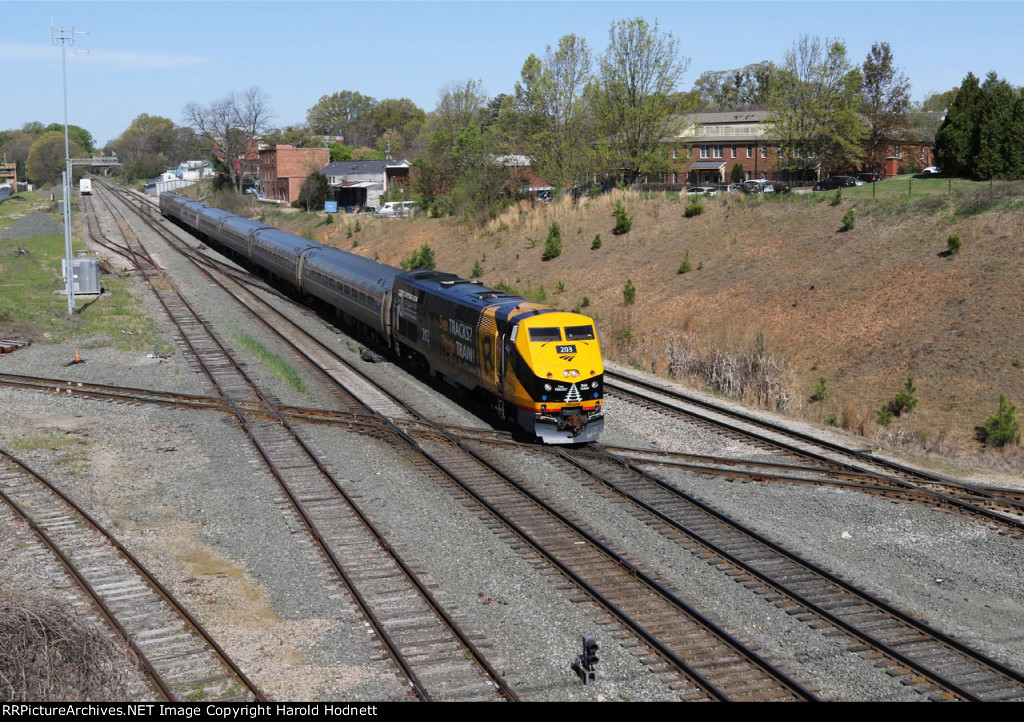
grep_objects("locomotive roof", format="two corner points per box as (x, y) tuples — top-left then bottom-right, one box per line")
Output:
(397, 269), (560, 322)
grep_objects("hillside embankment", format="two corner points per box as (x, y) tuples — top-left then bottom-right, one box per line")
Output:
(232, 183), (1024, 473)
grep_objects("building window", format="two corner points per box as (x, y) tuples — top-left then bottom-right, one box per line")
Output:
(747, 145), (753, 158)
(700, 145), (709, 159)
(672, 148), (677, 160)
(731, 145), (737, 158)
(777, 146), (783, 159)
(761, 147), (767, 159)
(713, 145), (723, 159)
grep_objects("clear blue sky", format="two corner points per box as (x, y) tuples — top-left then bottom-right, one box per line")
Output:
(3, 0), (1023, 148)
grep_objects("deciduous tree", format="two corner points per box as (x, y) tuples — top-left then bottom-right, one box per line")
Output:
(861, 42), (911, 172)
(593, 18), (690, 183)
(513, 34), (596, 191)
(369, 98), (426, 153)
(26, 131), (85, 186)
(306, 91), (376, 147)
(767, 35), (865, 177)
(692, 61), (776, 110)
(183, 87), (273, 191)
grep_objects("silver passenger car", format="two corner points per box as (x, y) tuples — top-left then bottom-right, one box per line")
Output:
(250, 228), (318, 286)
(301, 246), (399, 338)
(218, 215), (270, 260)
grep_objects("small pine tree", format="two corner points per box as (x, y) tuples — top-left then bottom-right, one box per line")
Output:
(876, 404), (895, 426)
(891, 374), (919, 416)
(831, 189), (842, 206)
(841, 208), (856, 231)
(401, 243), (435, 270)
(947, 233), (962, 255)
(684, 197), (704, 218)
(678, 250), (692, 274)
(623, 279), (636, 305)
(470, 259), (484, 279)
(580, 296), (590, 308)
(613, 200), (633, 235)
(591, 234), (602, 250)
(810, 377), (829, 403)
(354, 219), (362, 233)
(982, 394), (1021, 447)
(543, 221), (562, 260)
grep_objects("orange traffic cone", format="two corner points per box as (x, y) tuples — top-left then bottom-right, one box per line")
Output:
(74, 348), (82, 363)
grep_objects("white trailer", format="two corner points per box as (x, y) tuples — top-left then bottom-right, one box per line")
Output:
(79, 178), (92, 195)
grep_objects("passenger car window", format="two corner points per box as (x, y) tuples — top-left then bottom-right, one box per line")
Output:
(528, 327), (562, 342)
(565, 325), (595, 341)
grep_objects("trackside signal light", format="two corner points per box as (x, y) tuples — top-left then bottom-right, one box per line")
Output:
(572, 634), (599, 684)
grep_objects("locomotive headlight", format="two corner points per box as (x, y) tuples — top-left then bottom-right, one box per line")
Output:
(563, 370), (570, 378)
(570, 369), (580, 378)
(544, 383), (552, 391)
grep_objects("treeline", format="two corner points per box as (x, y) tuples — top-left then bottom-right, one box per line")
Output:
(935, 71), (1024, 180)
(0, 122), (96, 186)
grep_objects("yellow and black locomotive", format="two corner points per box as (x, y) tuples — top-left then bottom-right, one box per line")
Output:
(392, 272), (604, 443)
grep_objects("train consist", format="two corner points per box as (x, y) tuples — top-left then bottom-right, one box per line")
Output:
(159, 192), (604, 443)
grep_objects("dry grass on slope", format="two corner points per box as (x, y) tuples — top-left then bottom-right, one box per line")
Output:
(311, 185), (1024, 468)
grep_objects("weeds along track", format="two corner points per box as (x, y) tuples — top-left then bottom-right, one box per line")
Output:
(531, 443), (1024, 702)
(605, 370), (1024, 534)
(93, 180), (517, 702)
(0, 448), (264, 702)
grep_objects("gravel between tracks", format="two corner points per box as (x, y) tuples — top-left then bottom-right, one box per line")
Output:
(1, 193), (1022, 701)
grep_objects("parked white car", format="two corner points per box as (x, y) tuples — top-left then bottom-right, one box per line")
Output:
(377, 201), (418, 217)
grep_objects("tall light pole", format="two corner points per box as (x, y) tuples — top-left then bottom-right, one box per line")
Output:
(52, 23), (85, 317)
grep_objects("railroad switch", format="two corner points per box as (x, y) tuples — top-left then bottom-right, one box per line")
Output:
(572, 634), (599, 684)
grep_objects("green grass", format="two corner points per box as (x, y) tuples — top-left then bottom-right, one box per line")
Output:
(0, 199), (166, 351)
(7, 429), (76, 453)
(234, 331), (309, 394)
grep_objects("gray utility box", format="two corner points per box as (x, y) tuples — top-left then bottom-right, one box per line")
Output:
(62, 257), (101, 294)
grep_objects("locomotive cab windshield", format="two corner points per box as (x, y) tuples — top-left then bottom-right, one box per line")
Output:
(511, 312), (604, 443)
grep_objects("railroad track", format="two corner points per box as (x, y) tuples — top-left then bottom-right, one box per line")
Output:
(0, 448), (264, 702)
(606, 370), (1024, 534)
(99, 182), (820, 700)
(387, 428), (816, 701)
(90, 181), (1024, 700)
(92, 180), (516, 702)
(536, 443), (1024, 702)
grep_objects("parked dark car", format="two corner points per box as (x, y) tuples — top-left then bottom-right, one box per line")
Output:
(814, 176), (858, 191)
(857, 172), (882, 183)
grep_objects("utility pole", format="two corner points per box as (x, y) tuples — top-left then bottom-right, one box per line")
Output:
(52, 22), (86, 317)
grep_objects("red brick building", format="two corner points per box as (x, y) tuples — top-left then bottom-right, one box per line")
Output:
(664, 111), (934, 185)
(259, 145), (330, 204)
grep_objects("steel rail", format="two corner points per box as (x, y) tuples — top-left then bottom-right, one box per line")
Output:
(0, 449), (265, 701)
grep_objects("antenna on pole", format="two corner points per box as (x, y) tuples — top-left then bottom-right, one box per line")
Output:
(51, 21), (88, 317)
